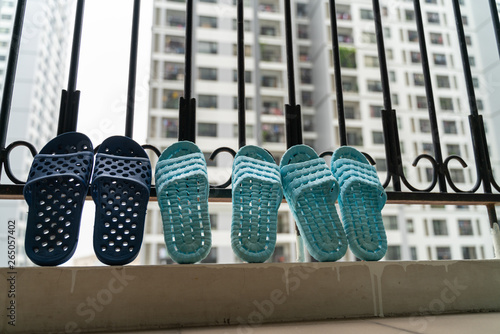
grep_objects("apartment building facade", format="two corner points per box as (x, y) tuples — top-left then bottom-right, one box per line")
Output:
(143, 0), (495, 265)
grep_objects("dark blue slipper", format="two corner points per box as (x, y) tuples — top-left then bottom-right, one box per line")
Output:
(92, 136), (151, 265)
(23, 132), (94, 266)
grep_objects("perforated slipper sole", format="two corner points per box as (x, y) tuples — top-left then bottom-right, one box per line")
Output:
(155, 141), (211, 264)
(280, 145), (347, 262)
(231, 146), (282, 263)
(24, 132), (94, 266)
(332, 146), (387, 261)
(92, 136), (151, 265)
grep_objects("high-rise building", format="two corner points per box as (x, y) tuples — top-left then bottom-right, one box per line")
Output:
(143, 0), (496, 264)
(0, 0), (75, 267)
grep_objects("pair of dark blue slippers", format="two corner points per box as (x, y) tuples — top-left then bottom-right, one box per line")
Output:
(23, 132), (151, 266)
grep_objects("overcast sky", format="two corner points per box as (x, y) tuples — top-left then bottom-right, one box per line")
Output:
(77, 0), (153, 145)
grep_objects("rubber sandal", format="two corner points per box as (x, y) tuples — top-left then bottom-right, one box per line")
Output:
(279, 145), (347, 262)
(92, 136), (152, 265)
(331, 146), (387, 261)
(155, 141), (211, 264)
(23, 132), (94, 266)
(231, 145), (283, 263)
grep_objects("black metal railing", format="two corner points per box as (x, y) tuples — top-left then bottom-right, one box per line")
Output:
(1, 0), (500, 229)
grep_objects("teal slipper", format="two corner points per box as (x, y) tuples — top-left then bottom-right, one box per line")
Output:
(280, 145), (347, 262)
(155, 141), (212, 264)
(231, 145), (282, 263)
(331, 146), (387, 261)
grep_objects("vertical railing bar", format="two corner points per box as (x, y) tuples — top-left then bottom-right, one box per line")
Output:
(372, 0), (401, 191)
(413, 0), (446, 192)
(451, 0), (478, 117)
(184, 0), (193, 102)
(237, 0), (246, 148)
(67, 0), (84, 94)
(452, 0), (495, 196)
(125, 0), (141, 138)
(57, 0), (85, 135)
(284, 0), (296, 107)
(372, 0), (391, 111)
(328, 0), (347, 147)
(178, 0), (196, 142)
(488, 0), (500, 58)
(0, 0), (27, 177)
(283, 0), (303, 149)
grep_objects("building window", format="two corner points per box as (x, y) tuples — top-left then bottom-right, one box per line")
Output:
(199, 16), (217, 28)
(232, 19), (251, 31)
(430, 32), (444, 45)
(297, 3), (308, 17)
(198, 95), (217, 108)
(386, 246), (401, 260)
(450, 169), (465, 183)
(301, 91), (313, 107)
(198, 123), (217, 137)
(367, 80), (383, 92)
(261, 99), (283, 115)
(362, 32), (376, 43)
(443, 120), (457, 134)
(433, 220), (448, 236)
(346, 128), (363, 146)
(417, 96), (428, 109)
(163, 90), (182, 109)
(365, 55), (379, 67)
(477, 99), (484, 110)
(427, 12), (440, 24)
(469, 56), (476, 67)
(439, 98), (454, 111)
(410, 247), (418, 260)
(446, 144), (461, 156)
(465, 35), (472, 46)
(233, 70), (252, 83)
(407, 219), (415, 233)
(303, 115), (314, 132)
(233, 44), (252, 57)
(233, 97), (253, 110)
(411, 51), (421, 63)
(261, 44), (282, 62)
(433, 53), (447, 66)
(199, 67), (217, 81)
(165, 36), (185, 54)
(298, 24), (309, 39)
(383, 216), (398, 230)
(262, 123), (285, 143)
(408, 30), (418, 42)
(462, 15), (468, 25)
(437, 75), (450, 88)
(344, 104), (360, 119)
(405, 10), (415, 21)
(462, 246), (477, 259)
(413, 73), (424, 86)
(161, 118), (178, 138)
(422, 142), (434, 154)
(360, 9), (374, 20)
(436, 247), (451, 260)
(472, 77), (480, 88)
(458, 219), (473, 235)
(260, 22), (279, 36)
(370, 105), (383, 118)
(261, 73), (280, 88)
(375, 158), (387, 172)
(164, 63), (184, 80)
(372, 131), (384, 144)
(198, 41), (218, 54)
(300, 68), (312, 84)
(167, 10), (186, 28)
(426, 0), (437, 3)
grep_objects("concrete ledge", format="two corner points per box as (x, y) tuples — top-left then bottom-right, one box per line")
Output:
(1, 260), (500, 333)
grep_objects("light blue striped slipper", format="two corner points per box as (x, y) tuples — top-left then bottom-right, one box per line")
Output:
(231, 145), (283, 263)
(331, 146), (387, 261)
(280, 145), (347, 262)
(155, 141), (211, 264)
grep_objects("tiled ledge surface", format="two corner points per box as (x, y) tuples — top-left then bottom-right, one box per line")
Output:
(1, 260), (499, 333)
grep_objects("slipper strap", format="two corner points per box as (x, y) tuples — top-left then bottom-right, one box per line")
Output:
(92, 153), (152, 193)
(155, 152), (207, 193)
(333, 158), (386, 210)
(233, 155), (281, 188)
(24, 152), (94, 202)
(281, 158), (339, 201)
